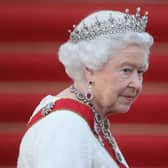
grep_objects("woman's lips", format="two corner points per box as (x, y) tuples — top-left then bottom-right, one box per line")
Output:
(120, 95), (136, 103)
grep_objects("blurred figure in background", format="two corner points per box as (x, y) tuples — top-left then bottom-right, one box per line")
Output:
(17, 7), (153, 168)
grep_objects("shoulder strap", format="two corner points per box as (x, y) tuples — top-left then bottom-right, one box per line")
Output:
(27, 98), (94, 131)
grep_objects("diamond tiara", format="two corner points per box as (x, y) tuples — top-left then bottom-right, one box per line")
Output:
(68, 7), (148, 43)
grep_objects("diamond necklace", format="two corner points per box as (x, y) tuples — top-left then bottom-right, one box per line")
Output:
(69, 85), (128, 167)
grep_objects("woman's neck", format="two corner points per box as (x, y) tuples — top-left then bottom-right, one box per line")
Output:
(73, 82), (107, 120)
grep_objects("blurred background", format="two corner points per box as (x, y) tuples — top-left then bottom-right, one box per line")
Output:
(0, 0), (168, 168)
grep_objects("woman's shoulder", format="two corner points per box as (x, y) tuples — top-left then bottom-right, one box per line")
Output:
(39, 109), (92, 136)
(19, 103), (96, 168)
(29, 95), (58, 119)
(27, 94), (92, 135)
(23, 102), (95, 155)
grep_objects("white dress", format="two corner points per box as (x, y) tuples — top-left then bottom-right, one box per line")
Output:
(17, 95), (121, 168)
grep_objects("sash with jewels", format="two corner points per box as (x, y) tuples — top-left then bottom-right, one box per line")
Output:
(26, 97), (129, 168)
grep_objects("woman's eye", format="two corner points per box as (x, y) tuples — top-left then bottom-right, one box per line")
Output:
(137, 70), (145, 80)
(138, 70), (144, 75)
(123, 68), (132, 74)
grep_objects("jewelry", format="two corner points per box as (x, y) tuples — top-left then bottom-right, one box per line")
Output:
(68, 7), (148, 43)
(70, 85), (128, 167)
(41, 102), (55, 116)
(85, 80), (94, 101)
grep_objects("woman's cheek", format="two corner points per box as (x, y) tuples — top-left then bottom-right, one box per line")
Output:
(117, 71), (128, 81)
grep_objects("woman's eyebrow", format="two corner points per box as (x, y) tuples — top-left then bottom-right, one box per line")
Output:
(120, 61), (148, 69)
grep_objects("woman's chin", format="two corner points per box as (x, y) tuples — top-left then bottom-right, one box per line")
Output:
(118, 104), (132, 113)
(107, 104), (131, 115)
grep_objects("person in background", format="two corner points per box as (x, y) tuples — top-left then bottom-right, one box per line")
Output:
(17, 7), (153, 168)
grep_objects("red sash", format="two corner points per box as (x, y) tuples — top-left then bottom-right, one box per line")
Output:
(27, 98), (126, 168)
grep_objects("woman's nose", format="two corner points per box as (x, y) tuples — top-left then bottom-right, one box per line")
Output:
(128, 72), (143, 91)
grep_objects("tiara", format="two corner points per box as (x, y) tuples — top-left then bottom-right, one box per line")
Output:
(68, 7), (148, 43)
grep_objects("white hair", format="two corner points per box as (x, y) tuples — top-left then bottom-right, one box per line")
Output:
(58, 10), (154, 81)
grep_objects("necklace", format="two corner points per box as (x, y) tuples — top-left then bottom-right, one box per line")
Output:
(70, 85), (129, 168)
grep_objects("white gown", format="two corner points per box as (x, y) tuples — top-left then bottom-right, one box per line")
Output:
(17, 95), (120, 168)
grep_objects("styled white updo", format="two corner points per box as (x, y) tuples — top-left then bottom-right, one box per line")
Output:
(58, 10), (154, 81)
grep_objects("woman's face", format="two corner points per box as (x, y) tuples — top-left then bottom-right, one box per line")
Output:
(89, 45), (148, 116)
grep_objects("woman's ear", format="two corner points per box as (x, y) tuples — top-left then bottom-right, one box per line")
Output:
(83, 66), (94, 80)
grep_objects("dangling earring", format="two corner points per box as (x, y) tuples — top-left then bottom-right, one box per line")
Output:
(85, 80), (94, 101)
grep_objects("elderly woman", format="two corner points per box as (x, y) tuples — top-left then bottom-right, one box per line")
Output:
(17, 8), (153, 168)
